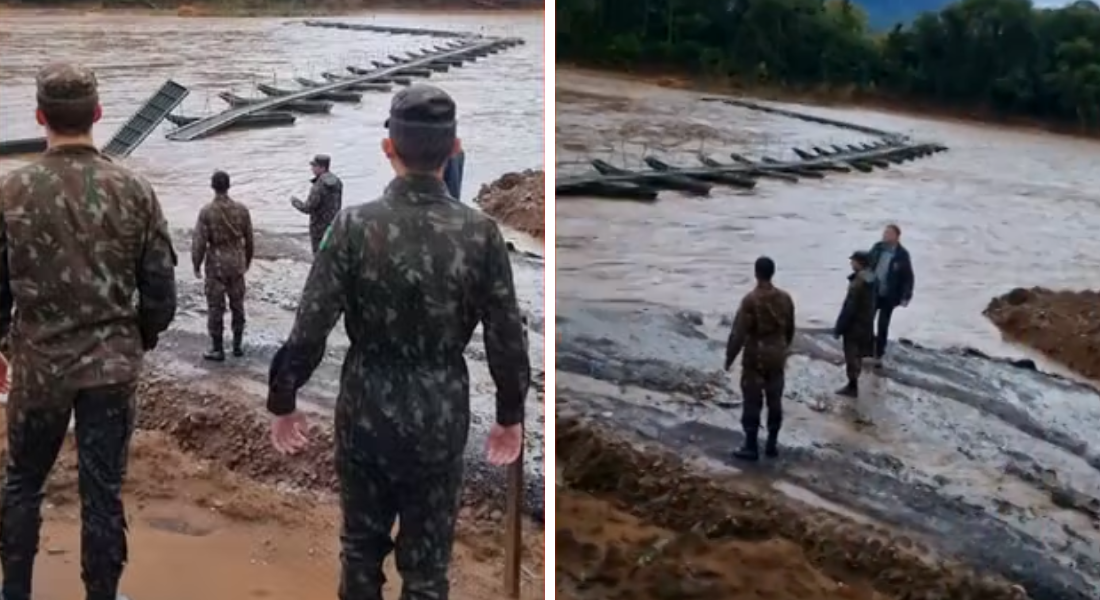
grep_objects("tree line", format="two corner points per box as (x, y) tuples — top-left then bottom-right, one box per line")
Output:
(557, 0), (1100, 131)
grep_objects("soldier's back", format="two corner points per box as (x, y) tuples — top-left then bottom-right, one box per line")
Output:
(339, 183), (500, 362)
(741, 285), (794, 368)
(0, 145), (160, 388)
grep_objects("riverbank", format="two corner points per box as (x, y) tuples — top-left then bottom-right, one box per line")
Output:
(985, 287), (1100, 382)
(475, 169), (544, 241)
(556, 65), (1100, 143)
(19, 368), (545, 598)
(0, 1), (543, 17)
(556, 299), (1100, 600)
(557, 417), (1029, 600)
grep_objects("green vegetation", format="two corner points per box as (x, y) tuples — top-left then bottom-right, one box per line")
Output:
(558, 0), (1100, 131)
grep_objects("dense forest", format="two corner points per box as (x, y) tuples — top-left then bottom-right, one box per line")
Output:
(558, 0), (1100, 132)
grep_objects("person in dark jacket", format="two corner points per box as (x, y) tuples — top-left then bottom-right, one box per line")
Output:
(867, 223), (914, 365)
(442, 149), (465, 200)
(725, 256), (796, 461)
(834, 251), (876, 398)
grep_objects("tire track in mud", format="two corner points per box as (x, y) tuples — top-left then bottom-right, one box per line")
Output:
(557, 298), (1100, 600)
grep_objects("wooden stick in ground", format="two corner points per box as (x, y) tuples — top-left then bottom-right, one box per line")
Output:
(504, 442), (524, 597)
(504, 314), (529, 597)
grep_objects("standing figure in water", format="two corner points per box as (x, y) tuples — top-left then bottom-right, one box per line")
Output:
(834, 251), (877, 398)
(192, 170), (254, 361)
(725, 256), (796, 461)
(867, 223), (915, 367)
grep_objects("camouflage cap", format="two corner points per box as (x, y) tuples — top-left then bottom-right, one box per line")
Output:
(36, 62), (99, 104)
(384, 84), (457, 131)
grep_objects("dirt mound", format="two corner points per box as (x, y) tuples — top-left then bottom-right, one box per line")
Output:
(135, 372), (528, 516)
(558, 489), (890, 600)
(556, 417), (1030, 600)
(984, 287), (1100, 379)
(475, 169), (544, 239)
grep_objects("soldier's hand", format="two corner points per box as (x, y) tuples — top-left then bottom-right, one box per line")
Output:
(270, 411), (309, 455)
(486, 423), (522, 465)
(194, 270), (202, 280)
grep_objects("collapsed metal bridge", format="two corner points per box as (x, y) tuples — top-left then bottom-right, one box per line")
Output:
(557, 97), (950, 201)
(167, 36), (522, 142)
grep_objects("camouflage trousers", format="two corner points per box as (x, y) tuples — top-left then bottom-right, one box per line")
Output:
(0, 382), (136, 600)
(843, 334), (872, 382)
(335, 423), (464, 600)
(309, 222), (330, 254)
(740, 366), (785, 433)
(205, 274), (246, 338)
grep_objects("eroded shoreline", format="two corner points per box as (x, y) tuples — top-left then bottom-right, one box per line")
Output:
(556, 298), (1100, 600)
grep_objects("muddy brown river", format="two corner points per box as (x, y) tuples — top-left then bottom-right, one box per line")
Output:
(556, 69), (1100, 600)
(557, 70), (1100, 361)
(0, 10), (546, 514)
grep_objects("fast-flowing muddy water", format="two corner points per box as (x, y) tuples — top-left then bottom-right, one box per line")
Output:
(0, 11), (546, 514)
(556, 69), (1100, 600)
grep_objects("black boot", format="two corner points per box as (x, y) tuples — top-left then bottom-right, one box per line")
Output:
(764, 429), (780, 458)
(836, 380), (858, 398)
(232, 326), (244, 357)
(203, 335), (226, 362)
(732, 429), (760, 461)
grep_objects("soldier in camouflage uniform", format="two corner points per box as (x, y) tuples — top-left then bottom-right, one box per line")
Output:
(291, 154), (343, 254)
(724, 257), (796, 461)
(192, 170), (254, 361)
(267, 85), (530, 600)
(0, 62), (178, 600)
(834, 250), (877, 398)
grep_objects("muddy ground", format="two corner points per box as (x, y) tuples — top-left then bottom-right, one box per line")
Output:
(475, 169), (545, 241)
(557, 485), (895, 600)
(985, 287), (1100, 382)
(13, 375), (544, 599)
(160, 220), (546, 519)
(556, 298), (1100, 600)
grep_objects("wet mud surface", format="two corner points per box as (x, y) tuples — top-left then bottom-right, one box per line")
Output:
(557, 487), (894, 600)
(475, 169), (545, 240)
(557, 299), (1100, 600)
(5, 387), (545, 599)
(557, 418), (1028, 600)
(985, 287), (1100, 381)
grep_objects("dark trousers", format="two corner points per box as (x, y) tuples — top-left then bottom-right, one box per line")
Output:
(874, 304), (895, 358)
(740, 367), (785, 434)
(336, 427), (464, 600)
(204, 274), (246, 339)
(843, 335), (869, 382)
(0, 382), (136, 600)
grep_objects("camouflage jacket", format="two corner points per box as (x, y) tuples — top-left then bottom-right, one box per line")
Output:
(294, 171), (343, 245)
(725, 282), (796, 372)
(835, 270), (876, 340)
(192, 193), (254, 279)
(0, 145), (178, 400)
(268, 175), (530, 465)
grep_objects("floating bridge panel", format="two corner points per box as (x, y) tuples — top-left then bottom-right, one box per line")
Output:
(166, 39), (508, 142)
(102, 80), (189, 159)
